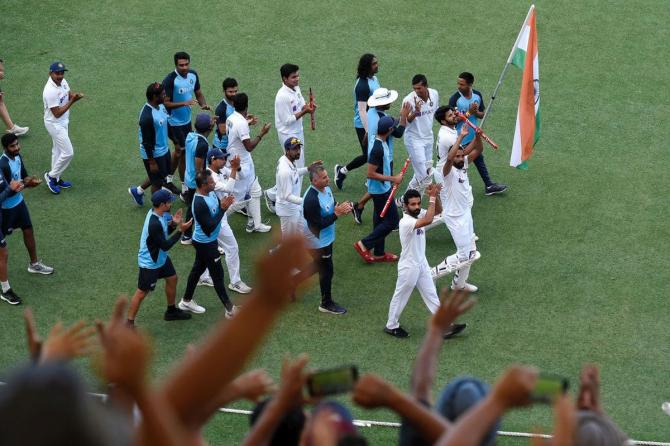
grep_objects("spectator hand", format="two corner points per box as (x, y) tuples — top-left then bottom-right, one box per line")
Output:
(233, 369), (276, 402)
(491, 365), (538, 410)
(276, 354), (310, 407)
(577, 364), (601, 413)
(40, 319), (96, 363)
(255, 234), (311, 306)
(352, 373), (394, 409)
(429, 287), (476, 333)
(23, 308), (42, 360)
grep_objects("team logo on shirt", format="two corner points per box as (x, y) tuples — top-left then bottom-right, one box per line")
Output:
(159, 119), (164, 126)
(416, 229), (424, 235)
(190, 79), (194, 85)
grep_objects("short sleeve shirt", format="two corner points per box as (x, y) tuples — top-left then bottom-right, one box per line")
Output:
(398, 209), (428, 268)
(402, 88), (439, 142)
(448, 89), (485, 145)
(43, 77), (70, 125)
(226, 111), (252, 165)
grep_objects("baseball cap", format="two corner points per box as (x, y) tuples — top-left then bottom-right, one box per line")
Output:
(207, 148), (227, 163)
(49, 61), (68, 72)
(311, 401), (357, 438)
(377, 115), (398, 134)
(151, 189), (176, 207)
(367, 87), (398, 107)
(195, 113), (212, 131)
(284, 137), (302, 150)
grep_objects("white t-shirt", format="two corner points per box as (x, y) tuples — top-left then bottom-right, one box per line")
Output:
(398, 209), (429, 269)
(226, 111), (252, 165)
(274, 84), (306, 146)
(402, 88), (439, 142)
(43, 77), (70, 125)
(436, 125), (458, 162)
(275, 155), (307, 217)
(441, 157), (473, 217)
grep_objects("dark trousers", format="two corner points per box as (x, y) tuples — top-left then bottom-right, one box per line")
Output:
(473, 154), (492, 187)
(183, 240), (232, 310)
(361, 191), (399, 256)
(310, 243), (334, 304)
(345, 127), (368, 171)
(183, 188), (196, 238)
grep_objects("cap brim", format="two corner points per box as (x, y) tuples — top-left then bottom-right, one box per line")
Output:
(367, 90), (399, 107)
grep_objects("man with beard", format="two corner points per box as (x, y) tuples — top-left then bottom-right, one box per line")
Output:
(275, 137), (310, 237)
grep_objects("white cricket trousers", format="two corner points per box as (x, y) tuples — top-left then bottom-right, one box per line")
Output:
(444, 212), (476, 287)
(405, 139), (434, 194)
(45, 121), (74, 179)
(230, 175), (264, 228)
(386, 265), (441, 330)
(279, 213), (303, 238)
(199, 220), (242, 284)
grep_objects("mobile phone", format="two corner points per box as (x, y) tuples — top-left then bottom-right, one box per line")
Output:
(531, 374), (569, 403)
(306, 365), (359, 398)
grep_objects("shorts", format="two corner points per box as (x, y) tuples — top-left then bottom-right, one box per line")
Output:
(1, 201), (32, 235)
(137, 257), (176, 292)
(142, 152), (171, 186)
(168, 122), (192, 148)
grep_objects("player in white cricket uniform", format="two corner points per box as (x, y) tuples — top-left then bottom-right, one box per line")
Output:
(264, 63), (315, 212)
(275, 137), (311, 237)
(42, 61), (84, 194)
(402, 74), (439, 197)
(385, 185), (467, 339)
(225, 93), (272, 233)
(430, 109), (483, 290)
(197, 149), (252, 294)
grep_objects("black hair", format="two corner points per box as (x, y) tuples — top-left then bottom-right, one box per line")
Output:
(434, 105), (452, 124)
(145, 82), (164, 102)
(173, 51), (190, 65)
(250, 398), (306, 446)
(195, 170), (211, 188)
(403, 189), (421, 205)
(232, 93), (248, 112)
(411, 74), (428, 86)
(357, 53), (376, 79)
(1, 133), (18, 149)
(280, 63), (299, 79)
(222, 77), (238, 90)
(458, 72), (474, 85)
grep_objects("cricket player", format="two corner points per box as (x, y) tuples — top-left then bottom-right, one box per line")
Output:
(402, 74), (439, 197)
(385, 186), (467, 339)
(275, 137), (310, 237)
(430, 117), (482, 290)
(213, 77), (244, 151)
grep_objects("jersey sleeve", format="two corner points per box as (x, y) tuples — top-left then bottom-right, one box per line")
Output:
(448, 93), (459, 109)
(147, 214), (180, 259)
(399, 216), (416, 237)
(195, 139), (208, 159)
(473, 89), (486, 111)
(139, 107), (156, 158)
(303, 189), (336, 237)
(191, 70), (201, 92)
(368, 141), (384, 165)
(19, 156), (27, 178)
(193, 196), (224, 236)
(215, 101), (227, 124)
(162, 73), (176, 101)
(43, 87), (61, 109)
(237, 119), (251, 141)
(355, 79), (371, 102)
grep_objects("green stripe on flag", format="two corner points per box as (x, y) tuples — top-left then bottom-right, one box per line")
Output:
(534, 108), (541, 144)
(511, 47), (526, 69)
(516, 160), (529, 170)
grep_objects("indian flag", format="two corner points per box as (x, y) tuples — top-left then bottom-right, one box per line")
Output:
(510, 6), (540, 169)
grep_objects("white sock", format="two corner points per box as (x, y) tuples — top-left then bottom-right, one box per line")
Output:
(136, 185), (144, 194)
(341, 166), (348, 174)
(166, 175), (174, 183)
(1, 281), (10, 293)
(249, 196), (262, 227)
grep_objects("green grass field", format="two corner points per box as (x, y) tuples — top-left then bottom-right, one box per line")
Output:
(1, 0), (669, 444)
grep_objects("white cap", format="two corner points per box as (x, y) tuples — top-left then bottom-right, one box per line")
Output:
(367, 88), (398, 107)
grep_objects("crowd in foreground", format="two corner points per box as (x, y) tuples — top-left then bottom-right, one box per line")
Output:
(0, 236), (631, 445)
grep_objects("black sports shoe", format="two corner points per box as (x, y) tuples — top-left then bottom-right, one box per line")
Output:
(164, 182), (181, 195)
(334, 164), (346, 190)
(384, 326), (409, 338)
(443, 323), (467, 339)
(319, 301), (347, 315)
(0, 288), (21, 305)
(164, 308), (192, 321)
(484, 183), (508, 196)
(352, 203), (364, 225)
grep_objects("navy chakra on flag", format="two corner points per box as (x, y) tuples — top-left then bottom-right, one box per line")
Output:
(533, 79), (540, 105)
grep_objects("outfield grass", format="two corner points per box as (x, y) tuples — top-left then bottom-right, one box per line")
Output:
(1, 0), (669, 444)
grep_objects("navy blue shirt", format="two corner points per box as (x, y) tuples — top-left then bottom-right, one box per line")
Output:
(138, 103), (170, 159)
(163, 70), (201, 126)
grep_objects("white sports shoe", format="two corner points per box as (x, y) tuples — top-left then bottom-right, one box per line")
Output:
(246, 222), (271, 233)
(197, 277), (214, 287)
(225, 305), (240, 319)
(263, 190), (276, 214)
(451, 282), (479, 293)
(229, 281), (252, 294)
(27, 260), (54, 275)
(178, 298), (206, 314)
(7, 124), (29, 136)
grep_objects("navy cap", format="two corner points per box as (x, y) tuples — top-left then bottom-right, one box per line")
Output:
(284, 137), (303, 150)
(151, 189), (176, 207)
(207, 148), (227, 162)
(195, 113), (212, 131)
(49, 61), (68, 72)
(377, 115), (398, 134)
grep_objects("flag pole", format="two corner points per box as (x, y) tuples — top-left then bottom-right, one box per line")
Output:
(480, 4), (535, 129)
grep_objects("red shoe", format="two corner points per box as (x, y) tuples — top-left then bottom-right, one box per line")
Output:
(353, 242), (374, 263)
(381, 252), (399, 262)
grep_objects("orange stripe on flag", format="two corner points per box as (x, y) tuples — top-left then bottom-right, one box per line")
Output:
(519, 10), (537, 162)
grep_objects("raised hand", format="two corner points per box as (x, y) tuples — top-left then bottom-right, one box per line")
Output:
(40, 319), (96, 363)
(172, 208), (183, 226)
(352, 373), (393, 409)
(334, 201), (352, 216)
(229, 155), (241, 171)
(276, 354), (310, 407)
(430, 287), (476, 333)
(491, 365), (538, 410)
(260, 123), (272, 136)
(468, 101), (478, 114)
(233, 369), (276, 403)
(460, 123), (470, 137)
(23, 308), (42, 360)
(219, 195), (235, 211)
(400, 101), (412, 119)
(255, 234), (311, 306)
(577, 364), (601, 413)
(414, 96), (422, 113)
(426, 183), (442, 198)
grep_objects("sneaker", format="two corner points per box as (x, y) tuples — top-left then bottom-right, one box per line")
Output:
(384, 326), (409, 338)
(229, 281), (252, 294)
(128, 187), (144, 206)
(334, 164), (346, 190)
(7, 125), (29, 136)
(451, 282), (479, 293)
(164, 181), (181, 195)
(246, 222), (271, 233)
(197, 277), (214, 287)
(218, 245), (225, 255)
(263, 190), (276, 214)
(0, 288), (21, 305)
(395, 197), (403, 208)
(236, 206), (249, 217)
(179, 192), (187, 203)
(225, 305), (240, 319)
(27, 260), (54, 275)
(319, 301), (347, 315)
(484, 183), (508, 196)
(164, 308), (192, 321)
(57, 178), (72, 189)
(44, 172), (60, 194)
(443, 323), (467, 339)
(178, 298), (206, 314)
(180, 234), (192, 245)
(352, 203), (363, 225)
